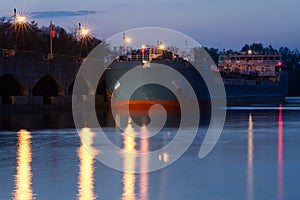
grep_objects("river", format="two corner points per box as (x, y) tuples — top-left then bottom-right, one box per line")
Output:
(0, 102), (300, 199)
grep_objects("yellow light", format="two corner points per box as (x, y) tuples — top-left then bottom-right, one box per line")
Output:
(125, 37), (131, 44)
(141, 45), (146, 49)
(80, 27), (90, 37)
(159, 43), (165, 50)
(16, 14), (26, 24)
(248, 50), (252, 54)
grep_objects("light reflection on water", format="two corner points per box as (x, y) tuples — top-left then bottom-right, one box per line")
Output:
(77, 127), (97, 200)
(13, 129), (33, 200)
(122, 119), (137, 200)
(1, 104), (300, 199)
(277, 105), (284, 200)
(247, 113), (254, 200)
(245, 105), (284, 200)
(139, 124), (149, 200)
(121, 119), (150, 200)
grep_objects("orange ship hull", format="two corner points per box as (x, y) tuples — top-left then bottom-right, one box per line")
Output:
(109, 99), (180, 112)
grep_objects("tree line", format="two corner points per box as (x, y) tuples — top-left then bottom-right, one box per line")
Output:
(0, 17), (100, 57)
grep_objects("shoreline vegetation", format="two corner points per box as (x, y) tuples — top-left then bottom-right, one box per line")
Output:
(1, 18), (300, 108)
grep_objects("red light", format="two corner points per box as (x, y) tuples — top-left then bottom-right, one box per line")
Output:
(50, 23), (56, 38)
(277, 61), (283, 66)
(51, 29), (56, 38)
(141, 48), (145, 54)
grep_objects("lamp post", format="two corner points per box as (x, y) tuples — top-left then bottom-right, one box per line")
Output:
(13, 8), (16, 30)
(141, 45), (146, 61)
(48, 21), (55, 59)
(78, 23), (90, 61)
(78, 23), (90, 40)
(13, 8), (26, 50)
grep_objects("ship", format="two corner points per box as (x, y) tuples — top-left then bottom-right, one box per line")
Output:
(218, 50), (288, 105)
(104, 44), (288, 110)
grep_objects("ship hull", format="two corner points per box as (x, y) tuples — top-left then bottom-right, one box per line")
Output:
(104, 60), (288, 110)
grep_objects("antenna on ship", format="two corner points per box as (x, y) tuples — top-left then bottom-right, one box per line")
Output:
(122, 33), (126, 54)
(184, 40), (188, 61)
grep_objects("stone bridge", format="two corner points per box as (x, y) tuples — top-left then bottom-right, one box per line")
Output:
(0, 50), (107, 105)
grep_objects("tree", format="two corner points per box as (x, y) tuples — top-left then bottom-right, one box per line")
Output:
(241, 43), (263, 52)
(0, 18), (101, 57)
(241, 44), (250, 52)
(204, 47), (219, 64)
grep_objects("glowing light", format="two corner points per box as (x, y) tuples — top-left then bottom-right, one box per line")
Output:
(248, 50), (252, 54)
(125, 37), (131, 44)
(159, 43), (165, 50)
(141, 45), (146, 49)
(14, 129), (33, 200)
(77, 127), (97, 200)
(16, 14), (26, 24)
(80, 27), (90, 37)
(277, 61), (283, 66)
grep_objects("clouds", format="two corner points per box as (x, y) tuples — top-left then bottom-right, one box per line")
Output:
(30, 10), (99, 19)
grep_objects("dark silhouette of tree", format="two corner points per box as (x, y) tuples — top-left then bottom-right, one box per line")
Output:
(0, 17), (101, 57)
(279, 47), (300, 69)
(241, 43), (264, 52)
(241, 44), (250, 52)
(204, 47), (219, 64)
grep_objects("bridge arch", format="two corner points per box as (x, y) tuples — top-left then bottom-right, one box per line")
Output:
(32, 75), (64, 105)
(0, 74), (27, 105)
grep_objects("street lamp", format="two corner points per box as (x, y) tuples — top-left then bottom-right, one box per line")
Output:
(13, 8), (27, 50)
(14, 8), (27, 27)
(16, 14), (26, 25)
(78, 23), (91, 61)
(78, 23), (90, 39)
(125, 36), (131, 44)
(80, 27), (90, 38)
(141, 45), (146, 61)
(159, 42), (165, 50)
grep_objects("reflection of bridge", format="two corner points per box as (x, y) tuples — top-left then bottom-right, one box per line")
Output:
(0, 50), (107, 105)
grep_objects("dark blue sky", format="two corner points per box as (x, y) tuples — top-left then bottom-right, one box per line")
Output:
(1, 0), (299, 50)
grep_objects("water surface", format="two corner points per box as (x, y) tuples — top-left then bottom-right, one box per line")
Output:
(0, 104), (300, 199)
